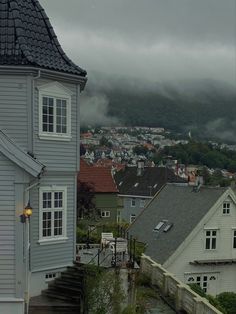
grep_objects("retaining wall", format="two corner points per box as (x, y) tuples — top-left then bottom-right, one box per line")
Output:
(141, 255), (223, 314)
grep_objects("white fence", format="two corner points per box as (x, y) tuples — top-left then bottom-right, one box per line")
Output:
(141, 255), (223, 314)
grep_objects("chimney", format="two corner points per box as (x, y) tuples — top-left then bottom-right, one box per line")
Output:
(137, 160), (145, 176)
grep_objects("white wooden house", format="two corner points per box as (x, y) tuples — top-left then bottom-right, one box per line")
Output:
(129, 183), (236, 295)
(0, 0), (87, 313)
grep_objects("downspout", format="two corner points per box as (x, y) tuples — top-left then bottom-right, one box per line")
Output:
(24, 179), (40, 314)
(31, 70), (41, 154)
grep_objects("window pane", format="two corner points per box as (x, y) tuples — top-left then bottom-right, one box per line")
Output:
(43, 192), (52, 209)
(212, 238), (216, 249)
(54, 211), (63, 236)
(56, 99), (67, 134)
(54, 192), (63, 208)
(42, 212), (51, 237)
(205, 238), (210, 250)
(42, 97), (54, 133)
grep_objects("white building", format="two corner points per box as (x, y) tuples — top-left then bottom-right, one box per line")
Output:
(129, 183), (236, 295)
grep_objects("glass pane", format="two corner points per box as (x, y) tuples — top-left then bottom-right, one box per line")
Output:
(54, 192), (63, 208)
(54, 211), (63, 236)
(43, 192), (52, 209)
(212, 238), (216, 249)
(56, 99), (67, 134)
(205, 238), (210, 249)
(42, 212), (52, 237)
(42, 97), (54, 133)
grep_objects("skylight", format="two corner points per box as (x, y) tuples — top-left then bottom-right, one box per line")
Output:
(163, 223), (173, 233)
(153, 184), (157, 189)
(153, 221), (165, 231)
(119, 181), (123, 186)
(134, 183), (139, 187)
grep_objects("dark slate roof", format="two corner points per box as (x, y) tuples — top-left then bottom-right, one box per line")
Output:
(114, 166), (186, 196)
(0, 0), (86, 76)
(129, 184), (228, 264)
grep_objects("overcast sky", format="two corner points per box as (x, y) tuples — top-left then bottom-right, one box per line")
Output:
(40, 0), (236, 84)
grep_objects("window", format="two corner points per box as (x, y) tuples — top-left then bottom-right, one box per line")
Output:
(38, 82), (72, 140)
(223, 202), (230, 214)
(101, 211), (110, 218)
(130, 214), (136, 223)
(153, 221), (165, 232)
(140, 198), (146, 208)
(39, 187), (67, 242)
(131, 198), (136, 207)
(45, 272), (60, 282)
(186, 274), (216, 293)
(205, 230), (217, 250)
(233, 230), (236, 249)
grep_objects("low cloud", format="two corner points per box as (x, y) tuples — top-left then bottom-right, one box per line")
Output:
(206, 118), (236, 143)
(80, 93), (120, 126)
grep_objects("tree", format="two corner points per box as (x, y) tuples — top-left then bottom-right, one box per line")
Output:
(216, 292), (236, 314)
(85, 267), (125, 314)
(133, 145), (149, 156)
(77, 180), (97, 221)
(99, 136), (113, 148)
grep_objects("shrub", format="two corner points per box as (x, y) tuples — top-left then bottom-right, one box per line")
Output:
(216, 292), (236, 314)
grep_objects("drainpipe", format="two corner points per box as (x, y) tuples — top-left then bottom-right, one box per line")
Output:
(31, 70), (41, 154)
(24, 180), (40, 314)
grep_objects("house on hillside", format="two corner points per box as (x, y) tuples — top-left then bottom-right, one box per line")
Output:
(0, 1), (86, 312)
(129, 184), (236, 295)
(78, 159), (119, 222)
(114, 161), (186, 223)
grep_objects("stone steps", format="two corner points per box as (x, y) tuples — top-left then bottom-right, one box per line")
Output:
(29, 264), (86, 314)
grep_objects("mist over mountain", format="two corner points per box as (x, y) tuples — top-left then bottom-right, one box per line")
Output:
(81, 72), (236, 143)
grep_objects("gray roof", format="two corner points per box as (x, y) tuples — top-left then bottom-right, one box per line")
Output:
(0, 130), (44, 177)
(114, 166), (186, 197)
(129, 183), (228, 264)
(0, 0), (86, 76)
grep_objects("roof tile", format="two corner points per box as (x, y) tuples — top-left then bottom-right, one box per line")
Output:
(78, 159), (118, 193)
(0, 0), (86, 76)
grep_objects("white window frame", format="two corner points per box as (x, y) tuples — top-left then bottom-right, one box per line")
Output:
(101, 210), (110, 218)
(233, 229), (236, 249)
(38, 82), (72, 141)
(223, 202), (231, 215)
(131, 198), (136, 207)
(205, 229), (217, 250)
(130, 214), (136, 223)
(140, 198), (146, 208)
(38, 186), (68, 245)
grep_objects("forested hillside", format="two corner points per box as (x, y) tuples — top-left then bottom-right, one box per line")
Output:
(82, 73), (236, 143)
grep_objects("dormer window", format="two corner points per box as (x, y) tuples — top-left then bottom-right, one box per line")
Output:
(38, 82), (72, 141)
(223, 202), (230, 215)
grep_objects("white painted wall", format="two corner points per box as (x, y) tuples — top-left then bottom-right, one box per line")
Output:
(165, 192), (236, 295)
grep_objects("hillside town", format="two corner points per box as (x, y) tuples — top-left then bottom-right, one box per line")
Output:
(0, 1), (236, 314)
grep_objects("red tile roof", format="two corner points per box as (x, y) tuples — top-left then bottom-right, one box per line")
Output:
(78, 159), (118, 193)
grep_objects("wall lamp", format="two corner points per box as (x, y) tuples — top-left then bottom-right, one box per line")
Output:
(20, 202), (33, 223)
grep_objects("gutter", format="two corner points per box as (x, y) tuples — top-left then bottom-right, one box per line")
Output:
(0, 66), (87, 89)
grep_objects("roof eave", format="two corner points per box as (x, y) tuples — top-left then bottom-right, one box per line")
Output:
(0, 131), (44, 177)
(0, 66), (87, 89)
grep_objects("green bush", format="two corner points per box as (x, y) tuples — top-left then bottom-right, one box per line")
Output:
(206, 295), (226, 314)
(216, 292), (236, 314)
(188, 283), (206, 298)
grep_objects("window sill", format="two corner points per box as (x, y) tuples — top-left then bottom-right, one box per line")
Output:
(39, 134), (72, 142)
(38, 237), (68, 246)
